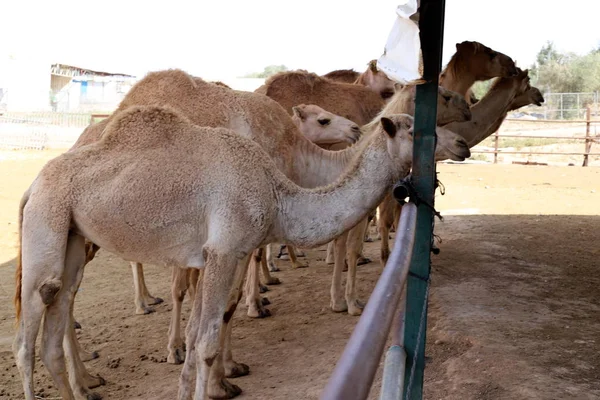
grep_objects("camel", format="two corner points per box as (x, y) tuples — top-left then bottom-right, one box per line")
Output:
(439, 40), (518, 103)
(445, 68), (542, 147)
(256, 69), (474, 315)
(322, 68), (359, 83)
(62, 68), (469, 377)
(13, 105), (470, 400)
(322, 60), (397, 100)
(376, 69), (536, 267)
(374, 41), (520, 265)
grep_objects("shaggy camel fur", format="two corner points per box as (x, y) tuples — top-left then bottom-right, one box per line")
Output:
(439, 41), (518, 103)
(322, 60), (396, 100)
(13, 106), (470, 400)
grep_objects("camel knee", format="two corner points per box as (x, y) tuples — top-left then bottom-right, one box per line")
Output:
(39, 279), (62, 306)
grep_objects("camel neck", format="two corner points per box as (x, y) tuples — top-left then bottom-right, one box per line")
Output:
(276, 133), (407, 248)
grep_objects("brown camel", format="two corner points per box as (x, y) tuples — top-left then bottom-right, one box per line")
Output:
(323, 59), (397, 100)
(13, 106), (470, 400)
(439, 40), (518, 103)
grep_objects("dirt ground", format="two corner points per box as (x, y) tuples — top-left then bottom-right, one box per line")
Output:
(0, 150), (598, 400)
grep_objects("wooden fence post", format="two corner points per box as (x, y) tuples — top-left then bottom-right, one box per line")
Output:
(583, 106), (591, 167)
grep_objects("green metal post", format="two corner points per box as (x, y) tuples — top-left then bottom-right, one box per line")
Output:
(403, 0), (446, 399)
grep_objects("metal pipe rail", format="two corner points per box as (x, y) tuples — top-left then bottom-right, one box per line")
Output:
(320, 203), (417, 400)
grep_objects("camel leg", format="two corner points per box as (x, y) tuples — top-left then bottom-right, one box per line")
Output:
(131, 262), (163, 315)
(378, 193), (395, 266)
(346, 219), (369, 316)
(245, 249), (271, 318)
(259, 246), (281, 285)
(221, 264), (250, 379)
(325, 241), (335, 265)
(178, 269), (204, 400)
(330, 231), (349, 312)
(64, 255), (105, 399)
(363, 209), (376, 243)
(195, 249), (250, 400)
(265, 243), (280, 272)
(167, 266), (189, 365)
(287, 245), (308, 268)
(40, 233), (89, 400)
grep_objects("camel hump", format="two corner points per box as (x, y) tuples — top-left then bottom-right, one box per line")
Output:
(101, 105), (192, 149)
(262, 70), (322, 95)
(118, 68), (200, 110)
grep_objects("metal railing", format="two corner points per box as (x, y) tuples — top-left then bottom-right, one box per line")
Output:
(321, 203), (418, 400)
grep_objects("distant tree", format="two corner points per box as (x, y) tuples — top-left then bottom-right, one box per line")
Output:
(242, 65), (288, 78)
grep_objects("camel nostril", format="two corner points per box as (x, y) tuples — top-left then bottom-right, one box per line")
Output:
(351, 125), (360, 132)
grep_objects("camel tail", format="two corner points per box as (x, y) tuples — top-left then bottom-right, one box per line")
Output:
(14, 189), (29, 325)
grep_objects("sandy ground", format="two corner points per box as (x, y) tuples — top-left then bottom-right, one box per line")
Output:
(0, 150), (599, 400)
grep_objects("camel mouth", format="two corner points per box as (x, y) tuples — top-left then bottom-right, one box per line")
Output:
(445, 141), (471, 161)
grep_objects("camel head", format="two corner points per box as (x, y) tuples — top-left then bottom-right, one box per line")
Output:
(362, 60), (397, 100)
(510, 72), (545, 110)
(379, 114), (470, 165)
(292, 104), (362, 145)
(455, 41), (518, 80)
(437, 86), (472, 125)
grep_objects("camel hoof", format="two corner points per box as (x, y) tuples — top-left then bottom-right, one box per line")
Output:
(259, 284), (269, 293)
(268, 262), (280, 272)
(81, 351), (99, 362)
(357, 256), (371, 266)
(225, 362), (250, 378)
(258, 308), (271, 318)
(279, 254), (290, 260)
(87, 393), (103, 400)
(330, 299), (348, 313)
(143, 307), (156, 315)
(167, 348), (185, 365)
(147, 296), (164, 305)
(265, 276), (281, 285)
(208, 378), (242, 399)
(295, 250), (306, 257)
(261, 297), (271, 306)
(87, 375), (106, 389)
(348, 299), (365, 316)
(74, 321), (82, 330)
(292, 262), (309, 269)
(364, 237), (374, 243)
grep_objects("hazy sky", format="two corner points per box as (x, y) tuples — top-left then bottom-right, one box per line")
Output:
(3, 0), (599, 80)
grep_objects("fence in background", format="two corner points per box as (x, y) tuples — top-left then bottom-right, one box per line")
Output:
(471, 107), (600, 166)
(0, 112), (107, 150)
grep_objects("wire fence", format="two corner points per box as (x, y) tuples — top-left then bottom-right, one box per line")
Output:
(514, 92), (600, 121)
(0, 112), (106, 150)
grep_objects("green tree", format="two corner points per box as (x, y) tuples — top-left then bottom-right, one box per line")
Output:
(242, 65), (288, 78)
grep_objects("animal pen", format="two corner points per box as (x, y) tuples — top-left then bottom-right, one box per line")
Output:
(321, 1), (445, 399)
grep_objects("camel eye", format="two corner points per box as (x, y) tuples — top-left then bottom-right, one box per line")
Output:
(443, 95), (451, 102)
(318, 118), (331, 126)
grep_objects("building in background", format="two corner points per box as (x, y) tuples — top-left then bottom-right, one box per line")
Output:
(50, 64), (137, 113)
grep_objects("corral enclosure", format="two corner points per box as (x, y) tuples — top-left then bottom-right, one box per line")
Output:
(0, 150), (598, 399)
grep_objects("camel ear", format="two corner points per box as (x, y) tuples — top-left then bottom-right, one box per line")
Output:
(368, 60), (378, 73)
(292, 105), (306, 121)
(380, 117), (397, 138)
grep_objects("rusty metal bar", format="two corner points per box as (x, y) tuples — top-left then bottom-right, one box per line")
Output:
(320, 203), (418, 400)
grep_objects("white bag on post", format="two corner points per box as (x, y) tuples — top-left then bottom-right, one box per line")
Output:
(376, 0), (421, 84)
